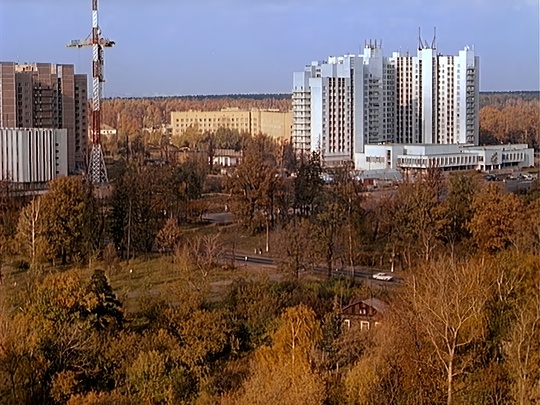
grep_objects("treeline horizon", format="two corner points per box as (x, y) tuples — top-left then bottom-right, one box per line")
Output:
(103, 90), (539, 101)
(101, 91), (540, 150)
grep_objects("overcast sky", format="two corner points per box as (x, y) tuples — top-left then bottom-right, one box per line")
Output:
(1, 0), (538, 96)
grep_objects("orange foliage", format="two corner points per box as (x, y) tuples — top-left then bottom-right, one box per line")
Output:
(101, 95), (292, 136)
(480, 98), (540, 148)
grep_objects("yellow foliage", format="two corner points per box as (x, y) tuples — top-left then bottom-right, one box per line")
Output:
(345, 356), (383, 405)
(67, 391), (131, 405)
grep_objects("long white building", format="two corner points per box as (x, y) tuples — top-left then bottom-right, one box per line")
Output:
(0, 128), (68, 186)
(292, 37), (480, 167)
(356, 143), (534, 172)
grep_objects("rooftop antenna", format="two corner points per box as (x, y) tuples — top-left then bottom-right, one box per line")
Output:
(67, 0), (115, 185)
(431, 26), (437, 49)
(418, 27), (423, 50)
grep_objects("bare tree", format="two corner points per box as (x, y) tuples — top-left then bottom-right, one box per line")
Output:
(201, 233), (222, 268)
(275, 219), (314, 279)
(16, 198), (41, 268)
(504, 282), (540, 405)
(410, 259), (489, 405)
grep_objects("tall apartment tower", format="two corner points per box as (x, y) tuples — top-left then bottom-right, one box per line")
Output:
(392, 43), (479, 145)
(293, 57), (358, 164)
(0, 62), (88, 174)
(292, 37), (480, 166)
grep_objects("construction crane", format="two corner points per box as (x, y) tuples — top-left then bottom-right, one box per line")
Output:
(67, 0), (115, 185)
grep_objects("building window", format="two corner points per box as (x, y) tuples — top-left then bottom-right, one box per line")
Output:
(360, 321), (370, 331)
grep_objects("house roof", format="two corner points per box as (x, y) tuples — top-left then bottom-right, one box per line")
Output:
(342, 297), (388, 315)
(360, 298), (388, 314)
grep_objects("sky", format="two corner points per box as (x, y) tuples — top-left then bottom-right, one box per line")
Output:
(0, 0), (539, 96)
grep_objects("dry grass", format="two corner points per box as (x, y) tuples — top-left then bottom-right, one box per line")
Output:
(0, 222), (287, 311)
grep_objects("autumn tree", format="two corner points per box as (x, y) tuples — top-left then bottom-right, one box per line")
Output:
(223, 278), (290, 350)
(0, 305), (47, 404)
(313, 194), (343, 277)
(102, 95), (292, 137)
(480, 99), (540, 148)
(236, 305), (325, 405)
(126, 350), (174, 403)
(110, 161), (205, 258)
(155, 217), (183, 253)
(294, 151), (324, 217)
(343, 300), (445, 405)
(438, 173), (478, 259)
(149, 161), (206, 223)
(15, 197), (43, 267)
(102, 242), (120, 279)
(276, 219), (315, 279)
(39, 176), (99, 264)
(214, 127), (249, 151)
(227, 135), (281, 234)
(487, 253), (540, 405)
(310, 168), (365, 277)
(505, 282), (540, 405)
(410, 258), (490, 405)
(1, 271), (114, 403)
(468, 183), (525, 254)
(384, 170), (445, 268)
(0, 178), (22, 241)
(331, 165), (366, 273)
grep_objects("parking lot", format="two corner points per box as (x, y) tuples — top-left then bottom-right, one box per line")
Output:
(484, 171), (538, 193)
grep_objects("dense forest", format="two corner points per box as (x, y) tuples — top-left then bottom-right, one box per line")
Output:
(101, 95), (291, 137)
(101, 92), (540, 149)
(0, 133), (539, 404)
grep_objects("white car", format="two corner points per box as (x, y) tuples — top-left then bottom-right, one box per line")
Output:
(372, 272), (393, 281)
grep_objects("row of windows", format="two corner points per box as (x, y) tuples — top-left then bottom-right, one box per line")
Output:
(502, 153), (524, 161)
(175, 117), (251, 123)
(175, 123), (250, 129)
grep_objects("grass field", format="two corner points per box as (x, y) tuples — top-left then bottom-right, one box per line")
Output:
(0, 221), (342, 312)
(0, 226), (287, 313)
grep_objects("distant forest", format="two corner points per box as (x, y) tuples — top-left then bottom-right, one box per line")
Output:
(101, 91), (540, 149)
(480, 90), (540, 107)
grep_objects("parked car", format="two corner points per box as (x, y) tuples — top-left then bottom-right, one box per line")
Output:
(372, 272), (393, 281)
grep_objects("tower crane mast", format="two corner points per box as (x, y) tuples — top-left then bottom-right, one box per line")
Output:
(67, 0), (115, 184)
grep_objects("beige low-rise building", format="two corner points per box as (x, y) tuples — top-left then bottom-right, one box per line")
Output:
(100, 124), (117, 137)
(171, 108), (292, 140)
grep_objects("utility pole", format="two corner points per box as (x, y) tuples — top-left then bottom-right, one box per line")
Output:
(67, 0), (115, 185)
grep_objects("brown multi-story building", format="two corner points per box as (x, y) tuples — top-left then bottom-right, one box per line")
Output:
(0, 62), (88, 174)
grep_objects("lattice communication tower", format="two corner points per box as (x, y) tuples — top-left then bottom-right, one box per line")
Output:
(67, 0), (115, 184)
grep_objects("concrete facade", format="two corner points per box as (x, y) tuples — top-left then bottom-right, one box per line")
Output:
(0, 62), (88, 174)
(0, 128), (68, 185)
(292, 38), (480, 166)
(171, 108), (292, 140)
(355, 143), (534, 172)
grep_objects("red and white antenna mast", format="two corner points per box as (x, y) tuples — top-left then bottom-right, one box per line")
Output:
(67, 0), (115, 184)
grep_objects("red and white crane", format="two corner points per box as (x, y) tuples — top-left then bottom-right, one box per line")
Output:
(67, 0), (115, 184)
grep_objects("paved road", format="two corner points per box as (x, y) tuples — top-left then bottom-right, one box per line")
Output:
(222, 253), (403, 285)
(502, 179), (534, 193)
(202, 212), (233, 224)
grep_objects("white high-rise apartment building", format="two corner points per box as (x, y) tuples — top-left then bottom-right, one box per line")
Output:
(0, 128), (68, 186)
(293, 54), (364, 165)
(292, 36), (480, 167)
